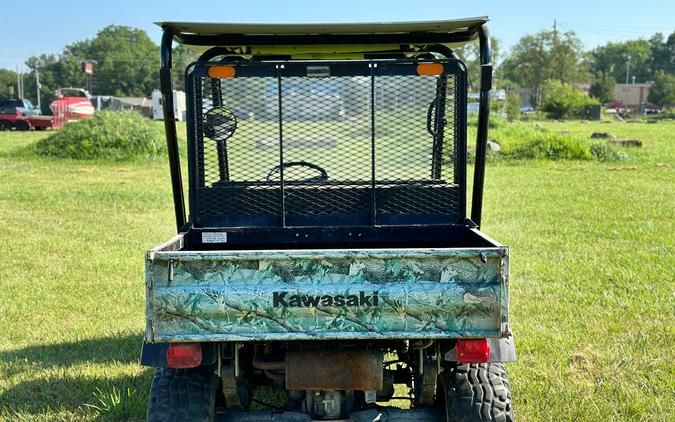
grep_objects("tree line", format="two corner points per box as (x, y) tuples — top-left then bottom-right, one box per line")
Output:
(1, 24), (673, 114)
(0, 25), (198, 114)
(500, 27), (674, 107)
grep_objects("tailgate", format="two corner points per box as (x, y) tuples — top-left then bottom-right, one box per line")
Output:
(145, 240), (509, 342)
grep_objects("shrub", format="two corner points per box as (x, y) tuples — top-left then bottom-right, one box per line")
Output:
(473, 119), (627, 162)
(35, 111), (165, 160)
(589, 142), (629, 162)
(505, 91), (521, 121)
(541, 80), (600, 119)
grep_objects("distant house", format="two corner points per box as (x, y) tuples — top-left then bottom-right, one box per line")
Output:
(112, 97), (153, 118)
(90, 95), (153, 118)
(614, 83), (652, 108)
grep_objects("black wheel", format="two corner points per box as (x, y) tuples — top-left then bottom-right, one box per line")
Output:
(15, 120), (30, 131)
(0, 120), (12, 131)
(439, 363), (514, 422)
(146, 366), (221, 422)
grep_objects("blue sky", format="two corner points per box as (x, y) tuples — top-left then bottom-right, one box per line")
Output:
(0, 0), (673, 70)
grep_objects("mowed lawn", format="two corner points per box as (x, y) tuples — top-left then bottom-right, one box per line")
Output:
(0, 120), (673, 421)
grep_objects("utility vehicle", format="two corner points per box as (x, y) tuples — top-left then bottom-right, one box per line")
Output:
(143, 18), (515, 421)
(0, 97), (52, 131)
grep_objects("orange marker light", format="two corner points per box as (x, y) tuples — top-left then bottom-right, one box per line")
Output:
(416, 63), (444, 76)
(208, 66), (236, 78)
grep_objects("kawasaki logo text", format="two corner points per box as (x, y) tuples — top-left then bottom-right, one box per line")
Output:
(273, 291), (379, 308)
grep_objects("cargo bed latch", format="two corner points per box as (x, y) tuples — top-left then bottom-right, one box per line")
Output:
(168, 259), (174, 283)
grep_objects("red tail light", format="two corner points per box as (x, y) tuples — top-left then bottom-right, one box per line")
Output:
(167, 343), (202, 368)
(456, 338), (491, 364)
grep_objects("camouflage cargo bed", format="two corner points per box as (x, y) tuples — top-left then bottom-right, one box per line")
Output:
(145, 228), (509, 343)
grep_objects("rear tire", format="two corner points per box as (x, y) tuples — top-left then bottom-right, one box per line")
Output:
(146, 366), (220, 422)
(15, 120), (30, 131)
(439, 363), (513, 422)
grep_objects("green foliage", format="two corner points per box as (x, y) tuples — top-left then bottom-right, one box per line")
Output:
(586, 31), (675, 85)
(540, 80), (600, 119)
(84, 26), (157, 97)
(470, 118), (627, 161)
(172, 44), (200, 91)
(649, 32), (675, 76)
(501, 29), (587, 103)
(589, 141), (629, 161)
(647, 71), (675, 107)
(505, 132), (592, 160)
(505, 132), (626, 161)
(588, 39), (652, 84)
(34, 111), (164, 160)
(454, 36), (500, 91)
(0, 68), (18, 98)
(656, 108), (675, 119)
(22, 25), (159, 113)
(589, 72), (616, 103)
(24, 45), (97, 114)
(83, 386), (148, 421)
(506, 91), (522, 120)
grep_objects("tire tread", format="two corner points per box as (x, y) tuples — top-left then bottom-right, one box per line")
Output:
(146, 366), (219, 422)
(442, 363), (513, 422)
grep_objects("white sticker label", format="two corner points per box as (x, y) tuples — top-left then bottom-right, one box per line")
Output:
(202, 232), (228, 243)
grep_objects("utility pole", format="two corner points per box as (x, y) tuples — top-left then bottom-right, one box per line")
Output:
(16, 65), (21, 98)
(35, 68), (41, 110)
(625, 55), (631, 84)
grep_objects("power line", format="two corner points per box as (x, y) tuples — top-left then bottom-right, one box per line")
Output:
(559, 21), (672, 30)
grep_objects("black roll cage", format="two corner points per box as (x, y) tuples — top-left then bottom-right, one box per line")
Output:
(159, 21), (492, 232)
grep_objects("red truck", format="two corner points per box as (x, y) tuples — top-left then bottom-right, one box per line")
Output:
(0, 98), (53, 131)
(0, 89), (95, 131)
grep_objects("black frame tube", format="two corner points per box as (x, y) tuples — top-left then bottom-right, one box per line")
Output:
(160, 29), (187, 232)
(470, 24), (492, 227)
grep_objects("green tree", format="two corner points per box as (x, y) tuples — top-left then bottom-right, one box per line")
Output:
(589, 71), (616, 103)
(648, 71), (675, 107)
(649, 32), (675, 76)
(501, 29), (586, 105)
(23, 26), (159, 113)
(87, 25), (158, 96)
(455, 36), (500, 91)
(24, 53), (84, 113)
(172, 44), (200, 91)
(0, 68), (17, 98)
(589, 39), (652, 83)
(541, 80), (599, 119)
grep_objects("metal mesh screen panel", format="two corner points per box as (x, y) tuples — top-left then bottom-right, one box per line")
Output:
(188, 61), (464, 228)
(280, 76), (372, 224)
(194, 76), (282, 223)
(374, 74), (458, 221)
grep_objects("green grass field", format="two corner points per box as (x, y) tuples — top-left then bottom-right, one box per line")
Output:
(0, 120), (673, 421)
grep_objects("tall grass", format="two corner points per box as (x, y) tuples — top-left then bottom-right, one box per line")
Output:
(469, 115), (627, 161)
